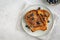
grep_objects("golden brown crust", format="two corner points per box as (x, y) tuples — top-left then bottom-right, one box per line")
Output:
(24, 9), (50, 32)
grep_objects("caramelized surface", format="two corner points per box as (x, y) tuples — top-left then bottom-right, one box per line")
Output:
(24, 9), (50, 32)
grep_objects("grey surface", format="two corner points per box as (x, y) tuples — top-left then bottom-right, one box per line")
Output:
(0, 0), (60, 40)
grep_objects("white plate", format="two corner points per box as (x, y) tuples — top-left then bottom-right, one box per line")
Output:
(22, 4), (54, 37)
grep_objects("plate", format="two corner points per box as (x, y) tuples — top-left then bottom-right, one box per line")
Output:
(22, 4), (54, 37)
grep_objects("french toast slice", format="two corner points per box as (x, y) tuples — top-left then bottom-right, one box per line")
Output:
(24, 9), (50, 32)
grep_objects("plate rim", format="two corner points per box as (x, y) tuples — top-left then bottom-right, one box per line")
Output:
(21, 4), (54, 37)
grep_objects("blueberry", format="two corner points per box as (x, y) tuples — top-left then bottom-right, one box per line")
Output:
(43, 18), (45, 21)
(44, 15), (47, 17)
(36, 22), (40, 24)
(26, 25), (30, 29)
(30, 13), (34, 16)
(26, 25), (28, 27)
(37, 7), (41, 10)
(31, 18), (34, 20)
(47, 20), (50, 23)
(27, 16), (30, 18)
(40, 14), (43, 16)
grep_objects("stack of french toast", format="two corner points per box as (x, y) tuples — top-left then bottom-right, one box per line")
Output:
(25, 8), (50, 32)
